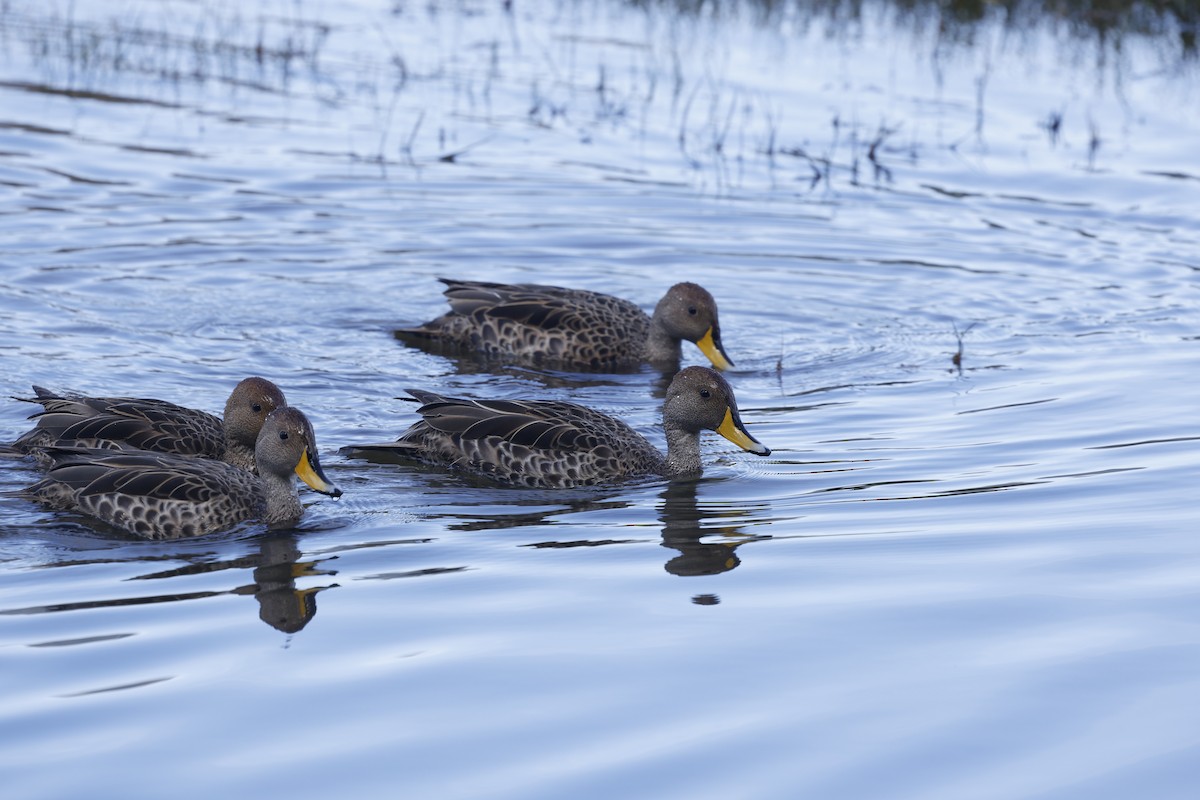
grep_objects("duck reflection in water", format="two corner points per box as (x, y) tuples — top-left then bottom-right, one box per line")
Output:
(443, 479), (769, 585)
(4, 533), (339, 633)
(658, 478), (770, 588)
(133, 533), (338, 634)
(232, 534), (338, 634)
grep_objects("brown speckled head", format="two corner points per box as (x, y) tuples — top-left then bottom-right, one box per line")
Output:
(651, 283), (734, 370)
(256, 407), (341, 497)
(664, 366), (769, 455)
(223, 377), (288, 451)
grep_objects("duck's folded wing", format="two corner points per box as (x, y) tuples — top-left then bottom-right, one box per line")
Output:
(15, 390), (221, 456)
(417, 397), (600, 451)
(43, 451), (238, 503)
(440, 281), (588, 332)
(71, 400), (222, 455)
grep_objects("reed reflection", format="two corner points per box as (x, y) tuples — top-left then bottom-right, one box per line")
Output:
(635, 0), (1198, 59)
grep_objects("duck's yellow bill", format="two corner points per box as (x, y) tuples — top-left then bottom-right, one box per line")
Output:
(295, 448), (343, 497)
(697, 327), (735, 371)
(716, 408), (770, 456)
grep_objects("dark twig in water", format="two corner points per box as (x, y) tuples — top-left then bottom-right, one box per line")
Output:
(826, 114), (841, 188)
(712, 91), (737, 156)
(776, 340), (785, 395)
(1041, 109), (1063, 146)
(776, 146), (824, 190)
(527, 80), (567, 128)
(762, 106), (778, 170)
(401, 110), (425, 166)
(669, 48), (684, 112)
(974, 64), (990, 139)
(677, 83), (702, 170)
(951, 321), (979, 374)
(867, 122), (898, 185)
(439, 134), (495, 163)
(1087, 118), (1102, 171)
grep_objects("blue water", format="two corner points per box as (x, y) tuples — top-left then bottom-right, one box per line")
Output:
(1, 0), (1199, 797)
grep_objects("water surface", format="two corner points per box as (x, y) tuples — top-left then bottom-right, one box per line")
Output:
(1, 1), (1198, 797)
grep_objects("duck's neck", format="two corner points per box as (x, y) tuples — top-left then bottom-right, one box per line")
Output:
(223, 438), (257, 473)
(663, 424), (703, 477)
(644, 315), (683, 366)
(261, 473), (303, 529)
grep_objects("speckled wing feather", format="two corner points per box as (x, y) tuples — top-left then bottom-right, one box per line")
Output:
(27, 449), (261, 540)
(394, 391), (665, 488)
(417, 397), (593, 449)
(399, 279), (652, 369)
(439, 279), (601, 313)
(13, 387), (224, 462)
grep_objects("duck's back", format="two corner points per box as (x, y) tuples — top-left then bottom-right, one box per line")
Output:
(394, 390), (664, 488)
(13, 388), (224, 464)
(28, 450), (262, 539)
(399, 280), (652, 369)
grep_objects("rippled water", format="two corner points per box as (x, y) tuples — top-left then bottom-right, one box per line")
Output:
(2, 0), (1199, 797)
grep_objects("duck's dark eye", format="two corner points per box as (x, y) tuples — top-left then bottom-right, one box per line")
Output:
(688, 306), (698, 316)
(252, 404), (263, 413)
(699, 389), (711, 399)
(278, 431), (289, 441)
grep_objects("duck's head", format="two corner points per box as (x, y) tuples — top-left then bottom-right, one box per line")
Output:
(663, 366), (770, 455)
(224, 377), (288, 449)
(652, 283), (735, 371)
(256, 407), (343, 497)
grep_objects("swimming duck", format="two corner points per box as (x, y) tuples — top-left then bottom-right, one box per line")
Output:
(343, 366), (770, 488)
(9, 377), (287, 473)
(395, 279), (735, 371)
(24, 407), (341, 539)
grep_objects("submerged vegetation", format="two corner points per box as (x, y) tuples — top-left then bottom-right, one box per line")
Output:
(0, 0), (1192, 192)
(0, 0), (1192, 96)
(0, 1), (330, 94)
(639, 0), (1197, 57)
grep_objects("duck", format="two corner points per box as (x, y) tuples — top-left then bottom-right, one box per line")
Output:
(342, 366), (770, 488)
(394, 279), (735, 371)
(24, 407), (342, 539)
(8, 377), (287, 473)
